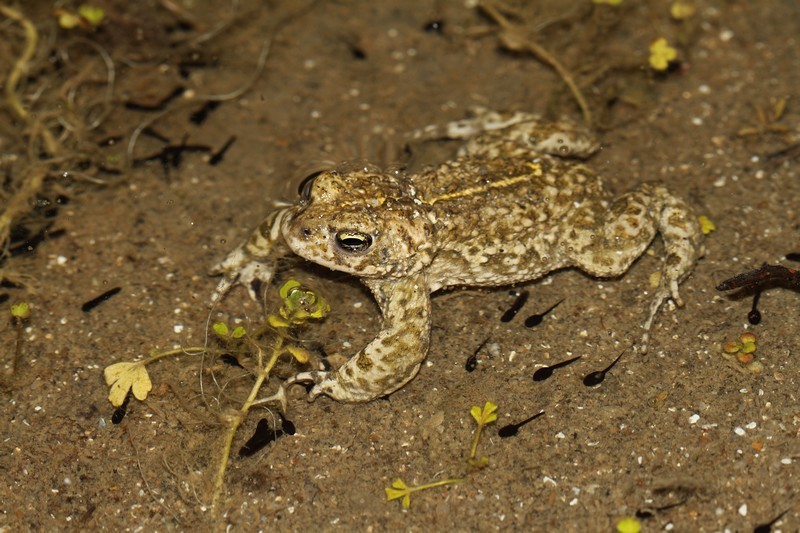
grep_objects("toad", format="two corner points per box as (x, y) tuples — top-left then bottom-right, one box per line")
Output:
(211, 109), (703, 402)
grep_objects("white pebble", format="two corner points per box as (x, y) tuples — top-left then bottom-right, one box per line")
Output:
(738, 503), (747, 516)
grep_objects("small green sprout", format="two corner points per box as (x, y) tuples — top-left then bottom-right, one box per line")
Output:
(101, 278), (330, 510)
(55, 4), (105, 30)
(384, 477), (463, 510)
(649, 38), (678, 71)
(721, 332), (763, 373)
(268, 280), (330, 328)
(8, 302), (31, 378)
(10, 302), (30, 319)
(212, 322), (246, 339)
(468, 401), (498, 468)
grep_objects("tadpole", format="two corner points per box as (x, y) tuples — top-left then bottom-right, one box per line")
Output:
(111, 392), (131, 424)
(533, 355), (582, 382)
(466, 336), (490, 372)
(281, 416), (296, 436)
(500, 290), (529, 322)
(524, 299), (564, 328)
(753, 509), (789, 533)
(498, 411), (545, 438)
(583, 350), (626, 387)
(239, 418), (283, 458)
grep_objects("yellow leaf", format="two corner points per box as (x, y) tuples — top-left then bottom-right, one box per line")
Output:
(470, 405), (482, 424)
(231, 326), (247, 339)
(286, 345), (310, 363)
(56, 11), (81, 29)
(385, 478), (410, 505)
(698, 215), (716, 234)
(617, 516), (642, 533)
(268, 314), (290, 328)
(649, 38), (678, 71)
(670, 2), (696, 20)
(482, 401), (498, 424)
(593, 0), (622, 4)
(103, 362), (152, 406)
(402, 494), (411, 509)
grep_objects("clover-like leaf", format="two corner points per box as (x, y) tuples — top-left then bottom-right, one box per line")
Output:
(10, 302), (30, 319)
(231, 326), (247, 339)
(649, 38), (678, 71)
(471, 401), (498, 426)
(385, 478), (411, 509)
(104, 362), (152, 407)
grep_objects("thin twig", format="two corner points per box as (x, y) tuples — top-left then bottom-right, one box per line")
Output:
(479, 1), (592, 126)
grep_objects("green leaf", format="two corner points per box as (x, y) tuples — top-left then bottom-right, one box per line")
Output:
(10, 302), (30, 319)
(212, 322), (229, 337)
(231, 326), (247, 339)
(78, 4), (105, 27)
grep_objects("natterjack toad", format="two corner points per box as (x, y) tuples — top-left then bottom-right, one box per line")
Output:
(212, 109), (703, 402)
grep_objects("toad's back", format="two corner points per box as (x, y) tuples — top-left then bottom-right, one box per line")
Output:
(412, 155), (608, 290)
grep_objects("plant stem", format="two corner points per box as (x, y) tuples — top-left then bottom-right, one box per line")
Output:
(413, 478), (464, 492)
(469, 423), (484, 460)
(142, 346), (216, 365)
(211, 335), (285, 509)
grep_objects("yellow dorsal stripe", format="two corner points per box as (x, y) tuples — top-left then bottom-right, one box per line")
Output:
(427, 163), (541, 205)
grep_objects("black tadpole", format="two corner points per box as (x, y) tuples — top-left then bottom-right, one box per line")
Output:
(785, 252), (800, 262)
(501, 290), (529, 322)
(498, 411), (545, 438)
(748, 289), (762, 325)
(466, 336), (490, 372)
(239, 418), (284, 458)
(753, 509), (789, 533)
(583, 350), (626, 387)
(281, 416), (296, 436)
(81, 286), (122, 312)
(524, 299), (564, 328)
(111, 392), (132, 425)
(533, 355), (582, 382)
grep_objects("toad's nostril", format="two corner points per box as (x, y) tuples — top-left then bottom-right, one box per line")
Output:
(302, 227), (312, 238)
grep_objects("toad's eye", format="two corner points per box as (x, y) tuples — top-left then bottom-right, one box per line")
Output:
(298, 170), (324, 202)
(334, 231), (373, 253)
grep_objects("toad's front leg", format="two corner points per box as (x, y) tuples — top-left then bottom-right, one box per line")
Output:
(210, 208), (294, 303)
(288, 273), (432, 402)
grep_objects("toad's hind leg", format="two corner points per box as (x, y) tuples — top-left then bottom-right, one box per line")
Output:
(567, 183), (702, 352)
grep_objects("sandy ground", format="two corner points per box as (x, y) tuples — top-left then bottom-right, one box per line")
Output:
(1, 1), (799, 531)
